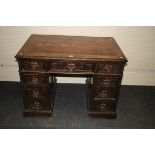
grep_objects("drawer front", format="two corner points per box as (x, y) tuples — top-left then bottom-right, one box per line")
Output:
(20, 74), (49, 85)
(19, 59), (46, 72)
(93, 76), (121, 88)
(23, 86), (49, 98)
(95, 62), (123, 74)
(93, 100), (116, 112)
(48, 60), (93, 73)
(93, 87), (118, 99)
(24, 98), (51, 111)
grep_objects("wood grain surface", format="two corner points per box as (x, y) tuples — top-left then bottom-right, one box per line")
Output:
(15, 34), (127, 61)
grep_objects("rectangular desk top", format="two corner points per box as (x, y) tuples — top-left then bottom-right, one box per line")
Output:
(15, 34), (127, 62)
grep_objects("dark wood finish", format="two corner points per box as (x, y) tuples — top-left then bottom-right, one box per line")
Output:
(15, 34), (127, 118)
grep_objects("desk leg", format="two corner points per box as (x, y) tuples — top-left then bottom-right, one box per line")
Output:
(86, 76), (117, 118)
(20, 73), (56, 118)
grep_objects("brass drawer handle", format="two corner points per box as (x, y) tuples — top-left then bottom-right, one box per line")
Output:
(100, 103), (106, 111)
(67, 63), (75, 72)
(31, 76), (38, 84)
(30, 61), (39, 70)
(103, 79), (110, 86)
(32, 89), (39, 98)
(104, 64), (113, 72)
(101, 103), (106, 106)
(33, 101), (40, 109)
(101, 90), (108, 97)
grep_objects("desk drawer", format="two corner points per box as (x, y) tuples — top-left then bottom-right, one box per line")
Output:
(23, 86), (50, 99)
(93, 87), (118, 99)
(93, 75), (121, 88)
(19, 59), (46, 72)
(95, 62), (124, 74)
(24, 98), (51, 111)
(20, 74), (49, 85)
(93, 100), (116, 112)
(48, 60), (93, 73)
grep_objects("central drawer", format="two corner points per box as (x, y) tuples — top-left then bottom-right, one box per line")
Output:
(47, 60), (93, 73)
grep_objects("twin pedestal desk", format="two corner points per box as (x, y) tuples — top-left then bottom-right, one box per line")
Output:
(15, 35), (127, 119)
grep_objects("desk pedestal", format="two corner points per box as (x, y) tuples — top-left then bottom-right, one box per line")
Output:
(20, 73), (122, 118)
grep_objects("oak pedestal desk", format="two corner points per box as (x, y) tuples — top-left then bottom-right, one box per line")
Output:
(15, 35), (127, 119)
